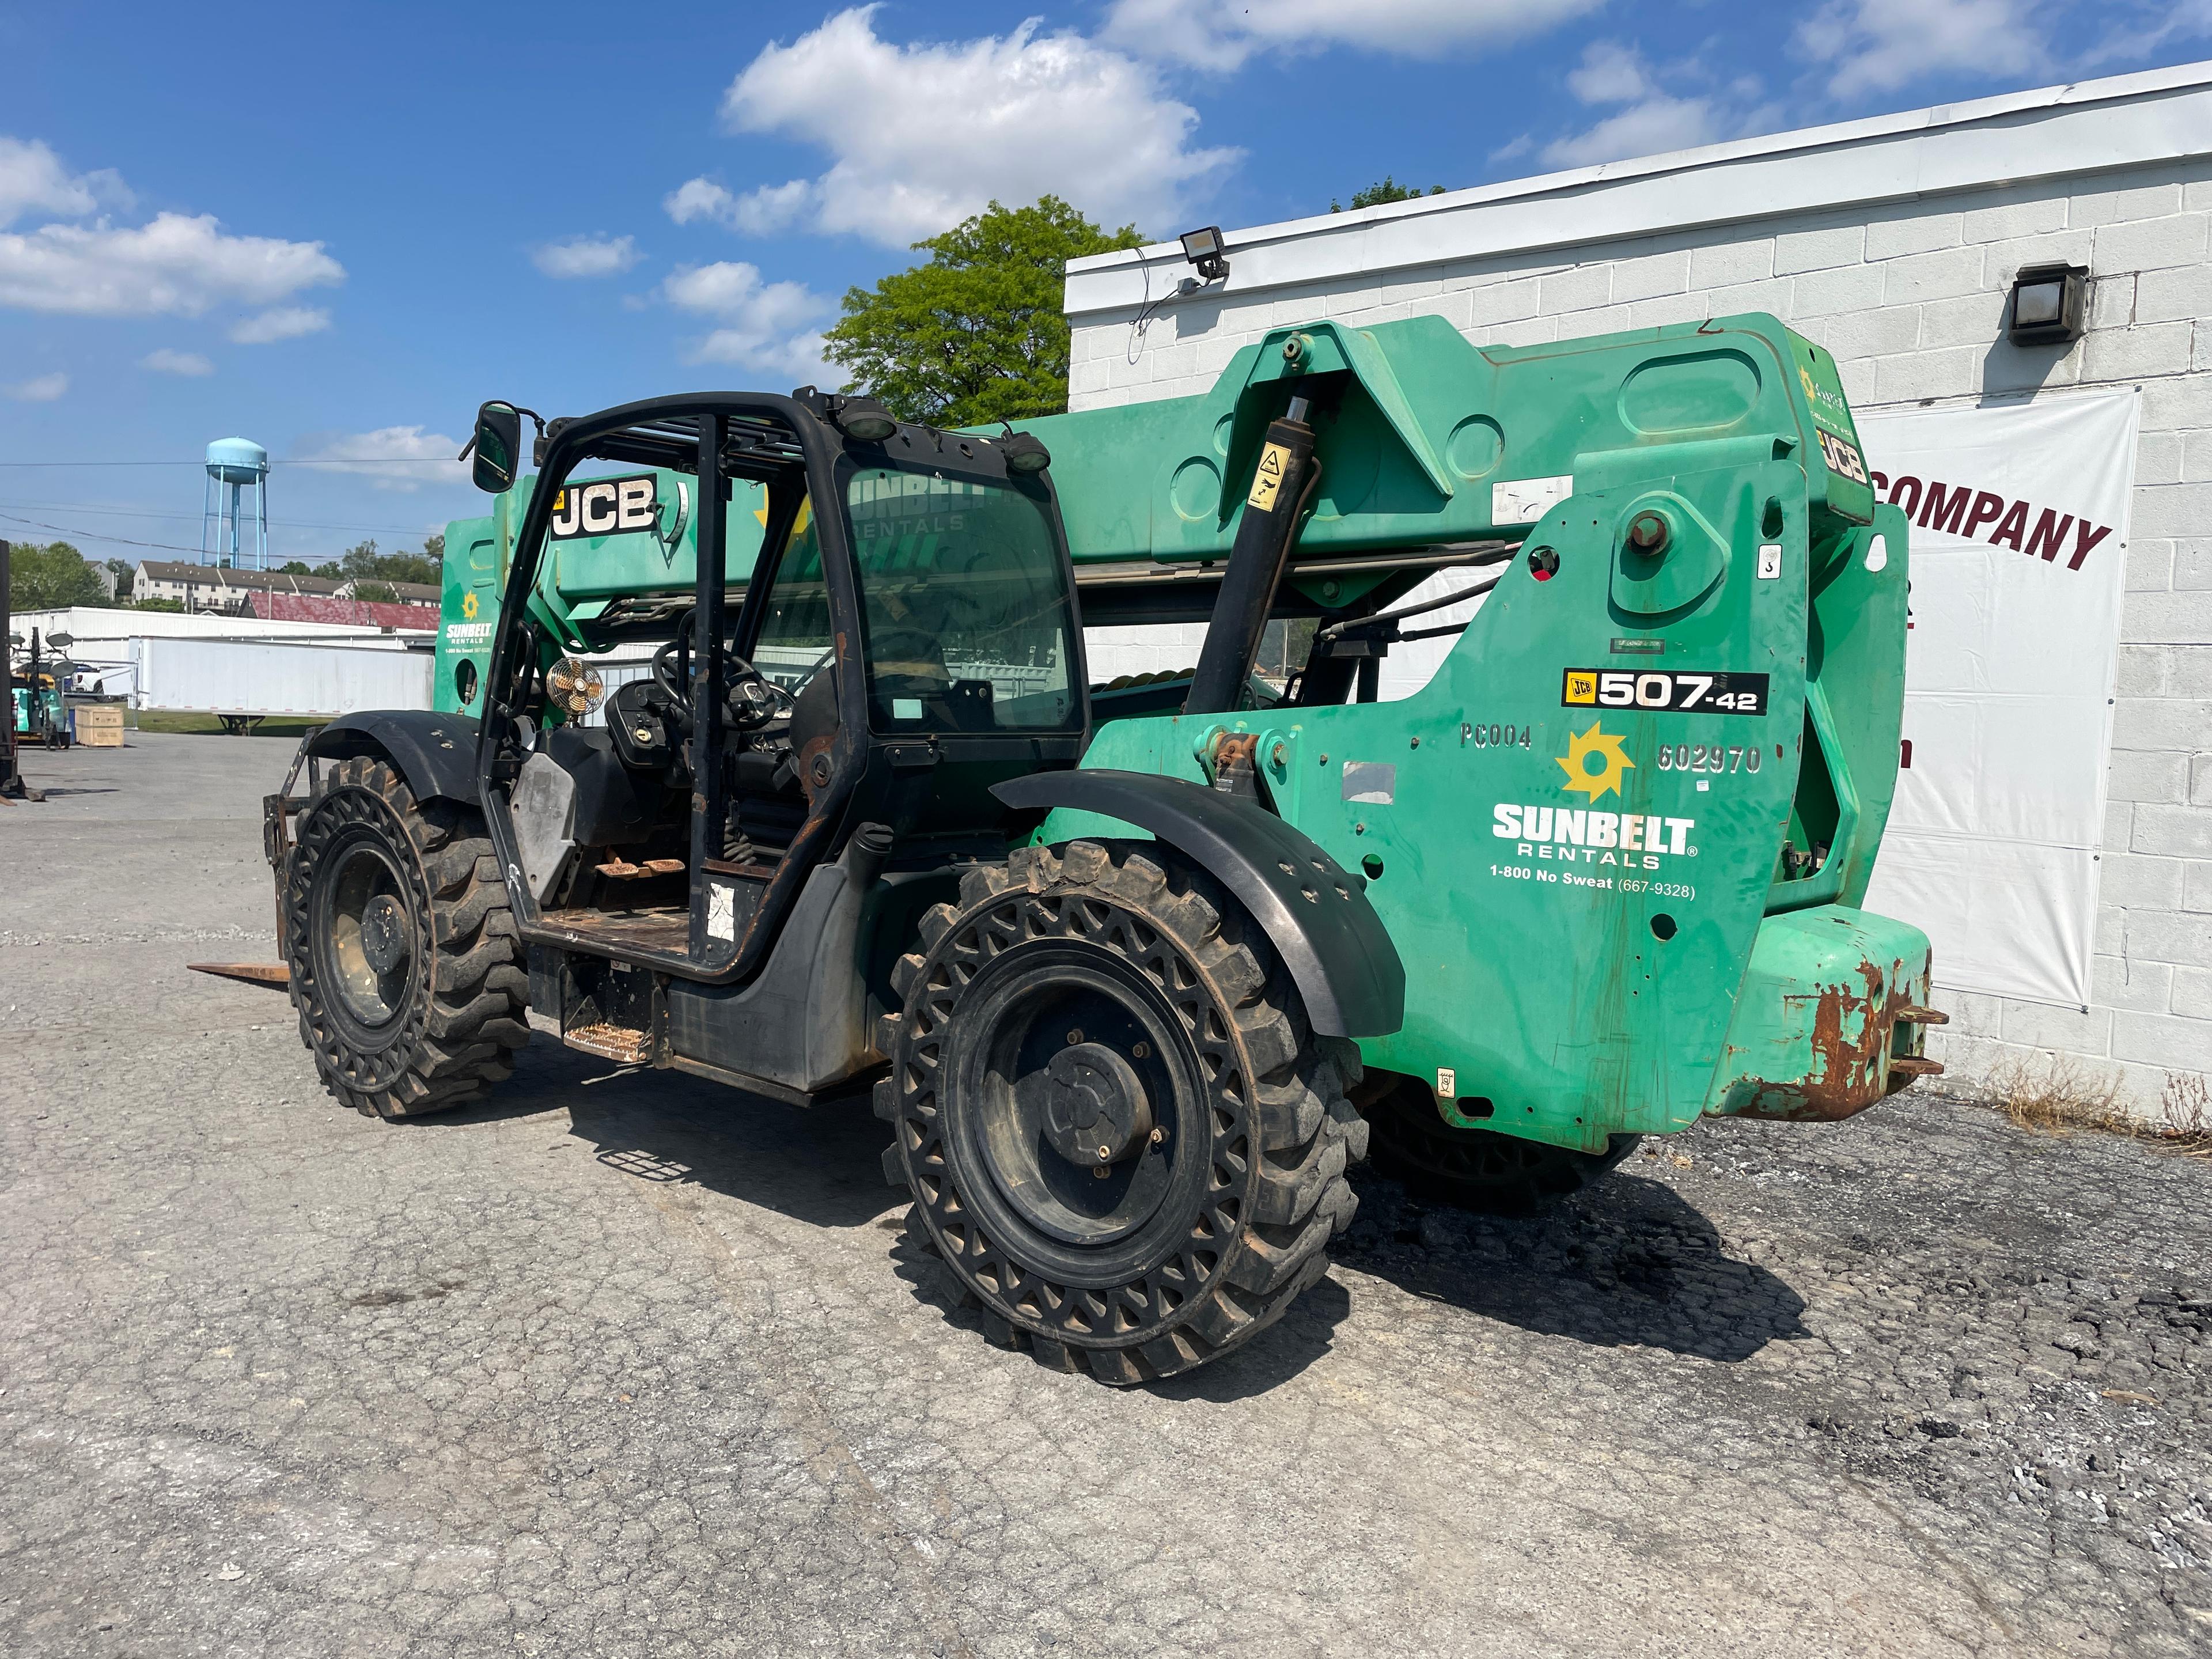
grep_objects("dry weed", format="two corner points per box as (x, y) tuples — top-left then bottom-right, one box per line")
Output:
(1983, 1053), (2212, 1157)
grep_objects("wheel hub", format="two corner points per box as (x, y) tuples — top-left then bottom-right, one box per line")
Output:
(1043, 1042), (1153, 1166)
(359, 894), (410, 975)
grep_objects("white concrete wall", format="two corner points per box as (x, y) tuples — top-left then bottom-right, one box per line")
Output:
(1067, 153), (2212, 1116)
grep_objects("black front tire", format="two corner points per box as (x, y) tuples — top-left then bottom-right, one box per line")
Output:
(1366, 1077), (1639, 1215)
(876, 840), (1368, 1385)
(283, 757), (529, 1119)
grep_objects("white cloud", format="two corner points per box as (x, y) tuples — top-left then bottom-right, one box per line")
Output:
(660, 261), (834, 382)
(664, 176), (815, 236)
(4, 370), (66, 402)
(716, 8), (1237, 246)
(1794, 0), (2042, 99)
(292, 426), (465, 493)
(230, 305), (330, 344)
(1545, 96), (1725, 168)
(0, 136), (129, 228)
(1541, 41), (1778, 169)
(532, 234), (642, 278)
(0, 211), (342, 318)
(1103, 0), (1603, 70)
(142, 348), (213, 376)
(1565, 40), (1653, 105)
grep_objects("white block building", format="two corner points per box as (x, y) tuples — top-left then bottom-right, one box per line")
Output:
(1063, 62), (2212, 1112)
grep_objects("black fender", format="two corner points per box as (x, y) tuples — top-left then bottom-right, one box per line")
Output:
(305, 711), (482, 808)
(991, 769), (1405, 1039)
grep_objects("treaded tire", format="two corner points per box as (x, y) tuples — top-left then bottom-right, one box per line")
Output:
(876, 839), (1368, 1386)
(283, 756), (529, 1119)
(1367, 1077), (1638, 1216)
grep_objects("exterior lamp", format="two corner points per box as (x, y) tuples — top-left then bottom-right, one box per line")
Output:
(832, 395), (899, 443)
(1180, 225), (1230, 282)
(999, 431), (1052, 475)
(2007, 262), (2088, 347)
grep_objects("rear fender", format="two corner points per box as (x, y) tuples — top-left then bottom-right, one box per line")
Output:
(305, 711), (482, 808)
(992, 768), (1406, 1039)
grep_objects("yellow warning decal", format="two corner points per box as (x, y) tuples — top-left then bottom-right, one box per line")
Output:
(1246, 441), (1293, 512)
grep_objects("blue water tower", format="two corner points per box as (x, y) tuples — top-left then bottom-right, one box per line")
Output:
(202, 437), (269, 569)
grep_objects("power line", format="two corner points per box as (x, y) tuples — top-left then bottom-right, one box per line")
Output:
(0, 459), (460, 469)
(0, 511), (238, 556)
(0, 499), (439, 537)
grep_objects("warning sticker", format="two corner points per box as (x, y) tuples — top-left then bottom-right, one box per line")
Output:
(1247, 441), (1294, 512)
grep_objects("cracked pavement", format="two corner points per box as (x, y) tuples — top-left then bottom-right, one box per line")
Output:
(2, 733), (2208, 1657)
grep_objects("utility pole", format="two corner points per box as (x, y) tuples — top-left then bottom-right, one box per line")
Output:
(0, 539), (33, 801)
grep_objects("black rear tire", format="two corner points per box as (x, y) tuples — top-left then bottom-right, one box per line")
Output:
(876, 839), (1368, 1385)
(283, 757), (529, 1119)
(1366, 1078), (1639, 1216)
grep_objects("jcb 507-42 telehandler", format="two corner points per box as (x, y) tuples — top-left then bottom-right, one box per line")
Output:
(255, 310), (1941, 1384)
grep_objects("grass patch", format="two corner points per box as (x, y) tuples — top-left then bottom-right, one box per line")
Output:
(130, 711), (323, 739)
(1987, 1053), (2212, 1157)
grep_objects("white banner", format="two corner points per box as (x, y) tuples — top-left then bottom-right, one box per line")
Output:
(1859, 390), (2139, 1010)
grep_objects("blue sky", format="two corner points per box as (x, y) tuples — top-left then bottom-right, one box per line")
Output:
(2, 0), (2206, 569)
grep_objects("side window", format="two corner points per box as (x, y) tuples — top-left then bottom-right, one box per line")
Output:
(748, 497), (834, 694)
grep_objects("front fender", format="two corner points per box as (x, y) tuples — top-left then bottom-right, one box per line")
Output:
(993, 769), (1405, 1039)
(305, 711), (482, 808)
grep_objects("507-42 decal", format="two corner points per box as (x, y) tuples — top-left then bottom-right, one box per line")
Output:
(1562, 668), (1769, 715)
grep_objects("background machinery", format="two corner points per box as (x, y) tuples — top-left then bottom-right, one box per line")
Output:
(260, 311), (1939, 1384)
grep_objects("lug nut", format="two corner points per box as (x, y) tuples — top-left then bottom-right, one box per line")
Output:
(1149, 1127), (1164, 1146)
(1066, 1029), (1083, 1044)
(1132, 1041), (1149, 1058)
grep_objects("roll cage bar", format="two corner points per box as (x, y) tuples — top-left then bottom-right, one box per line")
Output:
(472, 390), (1083, 987)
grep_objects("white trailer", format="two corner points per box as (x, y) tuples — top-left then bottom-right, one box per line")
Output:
(132, 637), (432, 730)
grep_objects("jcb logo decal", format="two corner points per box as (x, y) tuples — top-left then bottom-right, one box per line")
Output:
(550, 474), (661, 540)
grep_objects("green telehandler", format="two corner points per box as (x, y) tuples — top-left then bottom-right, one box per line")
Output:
(257, 310), (1941, 1384)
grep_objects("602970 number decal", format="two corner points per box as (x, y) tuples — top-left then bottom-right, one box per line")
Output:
(1658, 743), (1762, 774)
(1562, 668), (1769, 717)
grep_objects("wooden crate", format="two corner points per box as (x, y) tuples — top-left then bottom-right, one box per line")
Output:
(72, 704), (124, 747)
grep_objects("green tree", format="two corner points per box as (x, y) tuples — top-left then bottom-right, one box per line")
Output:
(338, 537), (438, 589)
(1331, 177), (1448, 213)
(5, 540), (105, 610)
(276, 560), (315, 576)
(824, 196), (1145, 427)
(422, 532), (444, 566)
(104, 558), (134, 600)
(128, 597), (184, 613)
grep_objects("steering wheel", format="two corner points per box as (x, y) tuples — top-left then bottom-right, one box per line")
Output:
(652, 614), (794, 733)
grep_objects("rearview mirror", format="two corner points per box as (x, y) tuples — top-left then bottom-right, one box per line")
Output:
(471, 401), (522, 493)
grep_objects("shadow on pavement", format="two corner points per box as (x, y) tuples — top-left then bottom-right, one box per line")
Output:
(435, 1038), (896, 1233)
(427, 1042), (1798, 1385)
(1332, 1167), (1809, 1362)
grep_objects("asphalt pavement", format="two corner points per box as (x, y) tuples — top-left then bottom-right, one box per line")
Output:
(2, 733), (2207, 1658)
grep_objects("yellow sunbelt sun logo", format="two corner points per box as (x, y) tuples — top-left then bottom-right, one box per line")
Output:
(461, 591), (480, 620)
(1557, 721), (1634, 802)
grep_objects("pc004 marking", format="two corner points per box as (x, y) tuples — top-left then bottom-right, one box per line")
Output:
(1562, 668), (1768, 715)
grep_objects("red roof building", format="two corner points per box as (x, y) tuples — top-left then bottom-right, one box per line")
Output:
(244, 593), (440, 631)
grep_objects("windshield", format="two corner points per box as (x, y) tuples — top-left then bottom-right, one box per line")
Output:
(842, 467), (1082, 730)
(743, 468), (1080, 732)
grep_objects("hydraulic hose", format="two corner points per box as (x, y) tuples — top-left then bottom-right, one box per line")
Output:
(1184, 383), (1321, 716)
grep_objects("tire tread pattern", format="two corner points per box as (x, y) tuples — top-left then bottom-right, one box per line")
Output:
(878, 839), (1364, 1386)
(284, 757), (528, 1119)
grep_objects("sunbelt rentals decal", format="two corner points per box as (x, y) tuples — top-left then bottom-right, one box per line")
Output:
(1491, 720), (1696, 874)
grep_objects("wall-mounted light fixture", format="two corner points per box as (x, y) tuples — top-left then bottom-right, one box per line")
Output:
(2006, 262), (2088, 347)
(1179, 225), (1230, 283)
